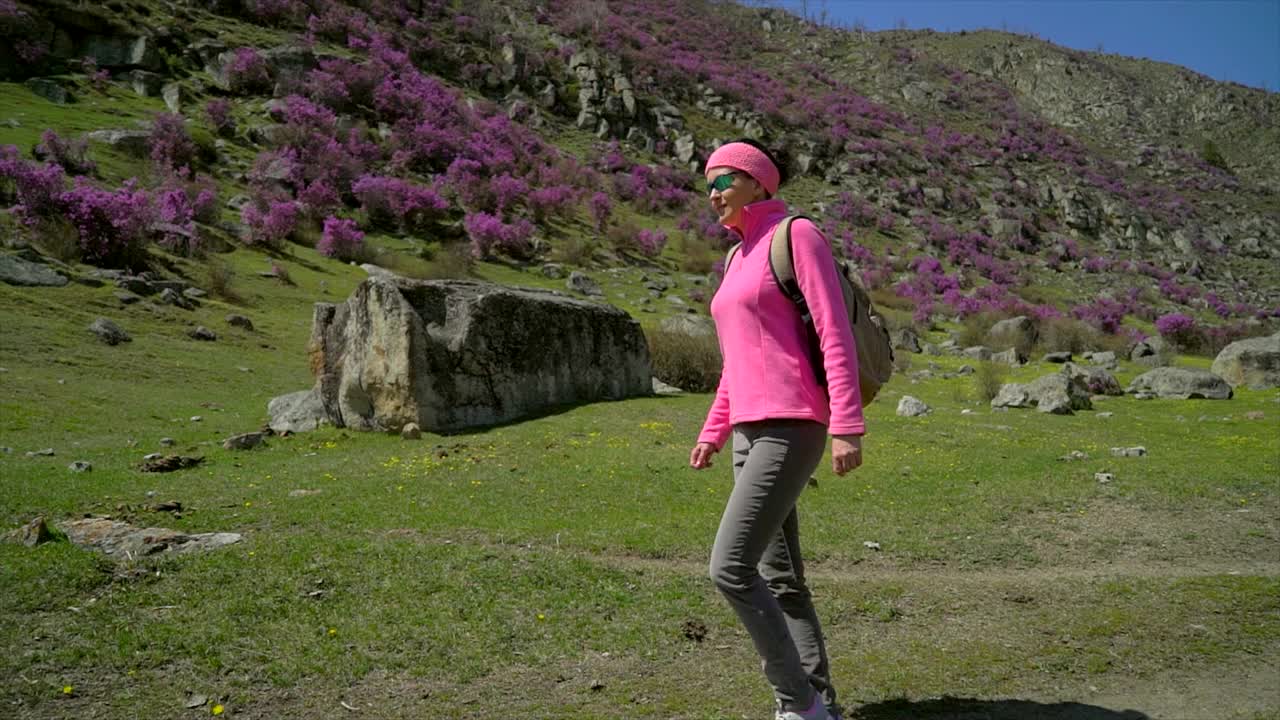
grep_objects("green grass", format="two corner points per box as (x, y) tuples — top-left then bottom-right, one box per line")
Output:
(2, 242), (1278, 718)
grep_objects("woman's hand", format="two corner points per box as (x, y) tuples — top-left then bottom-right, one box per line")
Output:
(690, 442), (718, 469)
(831, 434), (863, 476)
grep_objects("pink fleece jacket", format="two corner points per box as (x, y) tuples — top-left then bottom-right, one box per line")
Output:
(697, 199), (865, 449)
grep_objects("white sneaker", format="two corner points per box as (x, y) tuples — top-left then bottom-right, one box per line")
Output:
(774, 696), (830, 720)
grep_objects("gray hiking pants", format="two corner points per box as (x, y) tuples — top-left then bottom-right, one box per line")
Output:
(709, 419), (836, 712)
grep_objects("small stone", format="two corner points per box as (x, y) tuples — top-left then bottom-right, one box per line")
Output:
(68, 461), (92, 473)
(960, 409), (974, 415)
(26, 448), (55, 457)
(159, 438), (175, 447)
(1043, 351), (1073, 363)
(1095, 472), (1114, 484)
(289, 489), (323, 497)
(1097, 412), (1114, 418)
(400, 423), (422, 440)
(237, 367), (252, 372)
(863, 541), (882, 551)
(1058, 450), (1088, 462)
(187, 326), (217, 341)
(190, 416), (203, 422)
(1110, 446), (1147, 457)
(0, 447), (11, 454)
(143, 453), (163, 461)
(226, 314), (254, 331)
(896, 395), (931, 417)
(88, 317), (131, 345)
(1245, 411), (1265, 420)
(222, 432), (266, 451)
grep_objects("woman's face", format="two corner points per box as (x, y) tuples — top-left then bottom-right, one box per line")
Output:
(705, 166), (764, 229)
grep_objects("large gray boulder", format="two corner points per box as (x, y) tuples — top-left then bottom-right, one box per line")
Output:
(1062, 362), (1124, 396)
(268, 388), (328, 434)
(1211, 333), (1280, 389)
(0, 255), (67, 287)
(992, 368), (1093, 414)
(1127, 367), (1233, 400)
(302, 279), (651, 433)
(988, 315), (1037, 348)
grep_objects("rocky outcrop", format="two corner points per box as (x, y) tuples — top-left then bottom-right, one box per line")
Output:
(1127, 367), (1232, 400)
(1211, 332), (1280, 389)
(992, 368), (1093, 414)
(301, 278), (651, 433)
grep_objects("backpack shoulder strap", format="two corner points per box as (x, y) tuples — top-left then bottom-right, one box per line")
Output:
(768, 215), (811, 311)
(724, 241), (743, 272)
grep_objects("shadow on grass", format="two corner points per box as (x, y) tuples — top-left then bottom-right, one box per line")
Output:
(850, 697), (1150, 720)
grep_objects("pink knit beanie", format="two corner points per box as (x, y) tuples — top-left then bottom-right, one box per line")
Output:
(704, 142), (780, 196)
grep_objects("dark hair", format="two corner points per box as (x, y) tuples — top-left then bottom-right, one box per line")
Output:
(732, 137), (789, 191)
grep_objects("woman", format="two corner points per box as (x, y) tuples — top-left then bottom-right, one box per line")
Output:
(690, 139), (865, 720)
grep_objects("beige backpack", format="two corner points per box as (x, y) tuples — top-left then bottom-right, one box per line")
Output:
(724, 215), (894, 403)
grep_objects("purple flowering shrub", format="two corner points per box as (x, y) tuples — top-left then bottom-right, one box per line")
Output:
(635, 228), (668, 257)
(464, 211), (535, 259)
(588, 191), (612, 233)
(153, 187), (198, 255)
(0, 146), (65, 222)
(1154, 312), (1203, 350)
(61, 178), (154, 269)
(241, 198), (299, 247)
(205, 99), (235, 136)
(34, 130), (95, 176)
(226, 48), (272, 95)
(352, 174), (449, 231)
(317, 217), (364, 259)
(149, 113), (197, 175)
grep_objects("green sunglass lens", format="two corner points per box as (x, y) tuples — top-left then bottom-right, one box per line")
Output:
(708, 173), (736, 194)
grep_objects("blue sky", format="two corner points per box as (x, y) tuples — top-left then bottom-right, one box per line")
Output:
(765, 1), (1279, 91)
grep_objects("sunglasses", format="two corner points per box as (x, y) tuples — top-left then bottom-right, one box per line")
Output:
(706, 172), (740, 195)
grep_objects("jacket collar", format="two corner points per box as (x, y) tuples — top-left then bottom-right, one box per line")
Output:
(729, 198), (788, 245)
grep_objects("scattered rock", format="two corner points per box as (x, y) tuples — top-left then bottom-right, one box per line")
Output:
(1043, 351), (1073, 363)
(988, 316), (1037, 347)
(222, 432), (266, 451)
(288, 489), (322, 497)
(1245, 411), (1265, 420)
(955, 365), (976, 376)
(1097, 412), (1114, 418)
(1127, 367), (1232, 400)
(566, 271), (603, 296)
(26, 448), (55, 457)
(190, 416), (202, 422)
(1111, 447), (1147, 457)
(24, 78), (75, 104)
(652, 377), (684, 395)
(88, 317), (131, 345)
(0, 254), (68, 287)
(115, 291), (141, 304)
(187, 326), (217, 341)
(5, 517), (54, 546)
(138, 455), (204, 472)
(226, 314), (254, 331)
(159, 437), (175, 447)
(1059, 450), (1088, 462)
(61, 516), (240, 559)
(992, 348), (1026, 366)
(85, 129), (151, 158)
(891, 328), (921, 354)
(68, 461), (92, 473)
(400, 423), (421, 440)
(267, 388), (328, 434)
(992, 369), (1092, 414)
(1211, 332), (1280, 389)
(1062, 362), (1123, 396)
(1084, 351), (1118, 369)
(962, 346), (993, 362)
(540, 263), (565, 279)
(896, 395), (930, 417)
(1095, 472), (1114, 484)
(863, 541), (882, 551)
